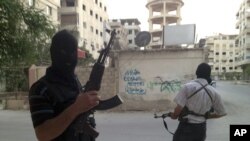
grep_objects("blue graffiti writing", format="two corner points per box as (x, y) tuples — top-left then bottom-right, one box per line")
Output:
(125, 87), (146, 95)
(127, 81), (144, 86)
(124, 76), (142, 81)
(124, 69), (146, 95)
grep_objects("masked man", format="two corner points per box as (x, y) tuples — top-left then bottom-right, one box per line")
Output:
(169, 63), (226, 141)
(29, 30), (100, 141)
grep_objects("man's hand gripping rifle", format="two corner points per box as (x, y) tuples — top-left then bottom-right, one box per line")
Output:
(73, 30), (123, 138)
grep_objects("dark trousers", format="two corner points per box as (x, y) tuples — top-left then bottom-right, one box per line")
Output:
(173, 122), (206, 141)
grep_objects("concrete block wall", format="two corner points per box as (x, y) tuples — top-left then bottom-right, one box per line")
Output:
(27, 48), (205, 112)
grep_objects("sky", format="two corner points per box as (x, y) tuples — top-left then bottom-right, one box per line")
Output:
(106, 0), (243, 39)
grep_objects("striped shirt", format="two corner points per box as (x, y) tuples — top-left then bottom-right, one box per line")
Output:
(174, 78), (226, 123)
(29, 81), (55, 127)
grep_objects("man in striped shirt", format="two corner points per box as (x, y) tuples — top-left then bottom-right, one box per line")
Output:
(169, 63), (226, 141)
(29, 30), (100, 141)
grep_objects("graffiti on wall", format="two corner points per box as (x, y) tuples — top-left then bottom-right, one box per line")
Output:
(123, 69), (182, 95)
(147, 76), (182, 93)
(124, 69), (146, 95)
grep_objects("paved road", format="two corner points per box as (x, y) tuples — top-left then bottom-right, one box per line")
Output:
(0, 81), (249, 141)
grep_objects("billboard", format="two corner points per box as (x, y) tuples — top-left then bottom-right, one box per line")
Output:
(163, 24), (196, 46)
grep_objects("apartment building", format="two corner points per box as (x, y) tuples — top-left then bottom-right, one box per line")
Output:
(236, 0), (250, 71)
(206, 34), (242, 79)
(120, 19), (141, 49)
(23, 0), (60, 26)
(146, 0), (183, 49)
(108, 19), (141, 50)
(60, 0), (109, 59)
(108, 19), (128, 50)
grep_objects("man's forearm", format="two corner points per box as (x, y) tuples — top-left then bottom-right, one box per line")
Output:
(207, 113), (227, 119)
(35, 104), (79, 141)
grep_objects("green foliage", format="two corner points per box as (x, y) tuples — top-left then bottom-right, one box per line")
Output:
(0, 0), (55, 67)
(245, 65), (250, 76)
(224, 72), (242, 80)
(0, 0), (56, 91)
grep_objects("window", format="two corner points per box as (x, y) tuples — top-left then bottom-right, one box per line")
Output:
(82, 4), (86, 11)
(100, 17), (103, 22)
(215, 67), (219, 70)
(129, 40), (133, 44)
(66, 0), (75, 7)
(96, 29), (99, 35)
(90, 10), (93, 16)
(95, 14), (98, 19)
(229, 67), (233, 70)
(91, 44), (95, 51)
(100, 2), (102, 8)
(90, 26), (94, 32)
(28, 0), (34, 6)
(216, 52), (219, 55)
(95, 0), (98, 4)
(128, 30), (132, 34)
(104, 6), (107, 12)
(229, 59), (233, 62)
(46, 6), (52, 15)
(83, 22), (87, 29)
(222, 52), (226, 55)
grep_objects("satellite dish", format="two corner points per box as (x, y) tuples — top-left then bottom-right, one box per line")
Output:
(135, 31), (151, 47)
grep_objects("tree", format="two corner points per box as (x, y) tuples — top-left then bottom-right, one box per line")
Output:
(244, 64), (250, 79)
(0, 0), (56, 91)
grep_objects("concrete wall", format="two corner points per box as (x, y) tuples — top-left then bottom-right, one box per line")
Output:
(117, 48), (205, 111)
(28, 48), (205, 111)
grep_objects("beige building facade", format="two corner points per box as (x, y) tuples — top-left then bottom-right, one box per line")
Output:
(59, 0), (109, 59)
(236, 0), (250, 69)
(109, 19), (141, 50)
(108, 19), (129, 50)
(146, 0), (184, 49)
(206, 34), (242, 79)
(23, 0), (60, 26)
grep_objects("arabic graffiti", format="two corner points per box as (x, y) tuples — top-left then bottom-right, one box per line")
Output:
(123, 69), (146, 95)
(123, 69), (183, 95)
(147, 76), (182, 93)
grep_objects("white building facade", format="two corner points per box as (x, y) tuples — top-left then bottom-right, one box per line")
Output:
(146, 0), (183, 49)
(206, 34), (242, 79)
(108, 19), (141, 50)
(236, 0), (250, 69)
(23, 0), (60, 26)
(60, 0), (109, 59)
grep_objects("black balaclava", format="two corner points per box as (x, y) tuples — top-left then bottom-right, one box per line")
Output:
(50, 30), (78, 76)
(196, 63), (212, 84)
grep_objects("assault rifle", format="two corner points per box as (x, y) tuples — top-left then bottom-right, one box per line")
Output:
(154, 112), (174, 135)
(73, 30), (123, 137)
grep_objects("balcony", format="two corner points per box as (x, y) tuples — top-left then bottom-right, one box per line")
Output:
(60, 7), (79, 14)
(245, 43), (250, 49)
(208, 55), (214, 59)
(146, 0), (184, 11)
(151, 29), (162, 37)
(208, 62), (214, 66)
(150, 15), (179, 24)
